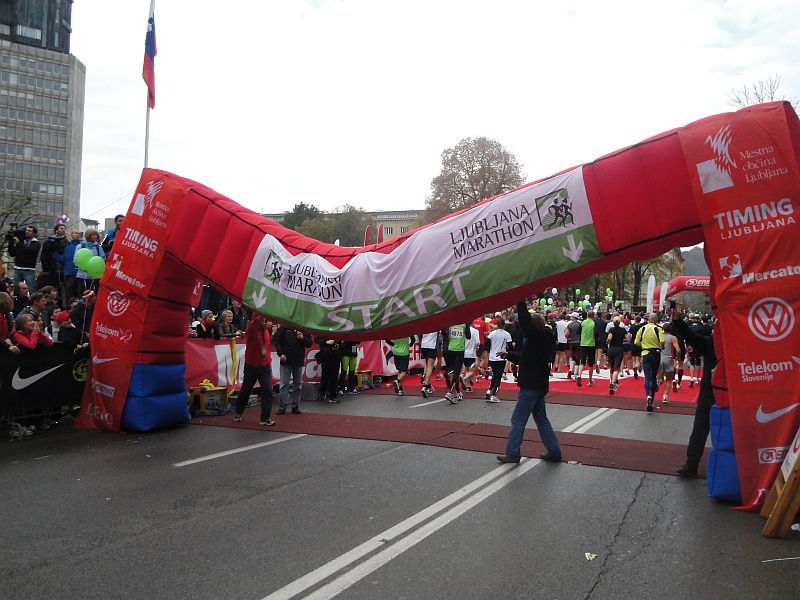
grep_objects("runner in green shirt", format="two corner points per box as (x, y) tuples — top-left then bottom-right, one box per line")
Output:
(386, 336), (414, 396)
(576, 311), (596, 387)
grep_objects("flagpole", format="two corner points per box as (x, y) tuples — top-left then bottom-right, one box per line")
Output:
(144, 101), (150, 168)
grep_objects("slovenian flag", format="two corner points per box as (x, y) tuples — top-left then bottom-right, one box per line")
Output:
(142, 0), (157, 109)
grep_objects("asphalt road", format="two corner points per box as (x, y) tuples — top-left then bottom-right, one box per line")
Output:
(2, 395), (799, 600)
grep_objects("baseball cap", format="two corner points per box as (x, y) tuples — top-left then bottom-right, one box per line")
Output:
(201, 310), (213, 319)
(570, 312), (579, 318)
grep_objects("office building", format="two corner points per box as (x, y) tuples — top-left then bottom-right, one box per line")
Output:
(0, 0), (85, 234)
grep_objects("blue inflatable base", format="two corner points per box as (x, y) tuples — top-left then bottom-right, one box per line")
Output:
(707, 405), (741, 503)
(121, 363), (190, 432)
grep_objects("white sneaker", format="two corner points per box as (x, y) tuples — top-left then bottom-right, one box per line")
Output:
(445, 392), (457, 404)
(487, 396), (500, 403)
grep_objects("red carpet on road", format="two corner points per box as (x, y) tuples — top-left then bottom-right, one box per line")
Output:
(192, 399), (704, 479)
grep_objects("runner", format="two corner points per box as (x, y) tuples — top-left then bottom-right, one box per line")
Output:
(576, 311), (596, 387)
(443, 322), (471, 404)
(554, 312), (570, 375)
(462, 321), (480, 392)
(628, 315), (644, 379)
(418, 331), (439, 398)
(634, 313), (665, 412)
(386, 336), (415, 396)
(485, 319), (512, 403)
(657, 323), (681, 403)
(606, 316), (629, 395)
(566, 312), (582, 380)
(471, 316), (490, 381)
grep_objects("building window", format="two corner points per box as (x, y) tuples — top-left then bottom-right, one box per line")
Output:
(400, 227), (408, 234)
(384, 226), (393, 236)
(16, 25), (42, 40)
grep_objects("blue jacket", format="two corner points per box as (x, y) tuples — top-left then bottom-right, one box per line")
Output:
(57, 240), (81, 277)
(76, 241), (106, 279)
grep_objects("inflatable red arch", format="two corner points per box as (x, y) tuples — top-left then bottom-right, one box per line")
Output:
(78, 101), (800, 511)
(652, 275), (711, 309)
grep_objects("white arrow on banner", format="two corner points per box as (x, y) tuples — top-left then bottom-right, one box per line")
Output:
(252, 287), (267, 308)
(562, 234), (584, 262)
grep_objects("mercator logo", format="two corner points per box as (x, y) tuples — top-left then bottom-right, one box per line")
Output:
(697, 124), (736, 194)
(748, 297), (795, 342)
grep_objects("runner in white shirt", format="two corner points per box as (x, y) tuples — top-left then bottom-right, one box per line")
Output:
(419, 331), (439, 398)
(554, 315), (570, 375)
(485, 321), (512, 403)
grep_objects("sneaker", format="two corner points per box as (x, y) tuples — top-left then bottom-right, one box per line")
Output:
(484, 391), (491, 400)
(328, 398), (340, 403)
(672, 381), (678, 392)
(488, 396), (500, 403)
(445, 392), (457, 404)
(633, 371), (639, 380)
(496, 454), (520, 464)
(646, 396), (654, 412)
(689, 380), (695, 388)
(233, 414), (243, 422)
(609, 384), (615, 396)
(421, 386), (429, 399)
(464, 387), (473, 393)
(277, 408), (286, 415)
(595, 367), (600, 375)
(662, 394), (669, 404)
(398, 389), (405, 396)
(259, 418), (276, 426)
(455, 393), (463, 401)
(393, 379), (400, 394)
(291, 408), (303, 414)
(676, 464), (698, 478)
(576, 378), (582, 387)
(588, 379), (594, 386)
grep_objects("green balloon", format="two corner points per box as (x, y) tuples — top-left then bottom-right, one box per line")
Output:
(540, 298), (546, 306)
(74, 247), (92, 270)
(569, 301), (574, 308)
(86, 255), (106, 279)
(615, 300), (622, 307)
(575, 289), (581, 296)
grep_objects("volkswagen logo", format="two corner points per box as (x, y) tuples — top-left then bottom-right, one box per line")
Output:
(748, 297), (795, 342)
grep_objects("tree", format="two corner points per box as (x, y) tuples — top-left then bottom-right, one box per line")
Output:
(729, 75), (798, 111)
(281, 202), (322, 231)
(630, 251), (682, 307)
(298, 216), (332, 243)
(423, 137), (525, 223)
(328, 205), (375, 247)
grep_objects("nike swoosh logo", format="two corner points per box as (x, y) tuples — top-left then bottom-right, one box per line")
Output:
(12, 364), (65, 390)
(756, 402), (800, 424)
(92, 356), (118, 365)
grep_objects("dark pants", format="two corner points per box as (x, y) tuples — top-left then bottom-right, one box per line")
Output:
(320, 355), (340, 400)
(235, 364), (273, 420)
(686, 392), (715, 469)
(447, 351), (465, 393)
(642, 351), (661, 398)
(489, 360), (505, 391)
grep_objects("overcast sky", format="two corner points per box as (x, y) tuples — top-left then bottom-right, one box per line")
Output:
(70, 0), (800, 222)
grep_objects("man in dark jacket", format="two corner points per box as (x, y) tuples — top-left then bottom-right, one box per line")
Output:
(497, 300), (562, 464)
(274, 324), (312, 414)
(670, 308), (716, 477)
(9, 226), (41, 292)
(39, 223), (69, 294)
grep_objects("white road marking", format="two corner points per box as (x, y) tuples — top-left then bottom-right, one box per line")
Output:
(303, 460), (541, 600)
(260, 462), (523, 600)
(762, 556), (800, 563)
(261, 408), (611, 599)
(173, 434), (306, 467)
(408, 397), (448, 408)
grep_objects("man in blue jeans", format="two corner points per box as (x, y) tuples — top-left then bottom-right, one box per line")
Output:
(634, 313), (665, 412)
(497, 300), (562, 464)
(274, 324), (312, 414)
